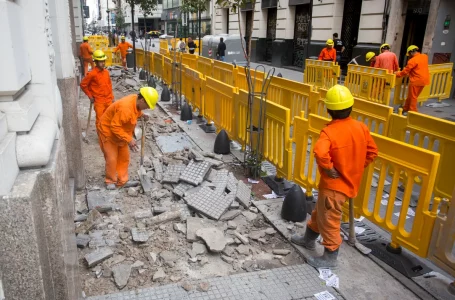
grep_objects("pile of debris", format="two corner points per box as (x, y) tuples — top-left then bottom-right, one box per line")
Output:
(108, 66), (141, 93)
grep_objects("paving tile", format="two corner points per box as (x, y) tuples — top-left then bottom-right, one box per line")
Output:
(185, 186), (233, 220)
(235, 180), (252, 208)
(173, 182), (193, 197)
(131, 228), (149, 243)
(226, 172), (238, 194)
(180, 160), (212, 186)
(152, 158), (163, 181)
(212, 173), (228, 195)
(162, 164), (186, 184)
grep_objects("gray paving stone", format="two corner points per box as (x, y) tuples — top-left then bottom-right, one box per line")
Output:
(173, 182), (193, 197)
(85, 248), (114, 267)
(180, 160), (212, 186)
(131, 228), (149, 243)
(212, 173), (228, 194)
(186, 217), (227, 242)
(162, 164), (186, 184)
(207, 169), (218, 182)
(185, 186), (233, 220)
(236, 180), (252, 208)
(152, 158), (163, 181)
(76, 233), (90, 248)
(226, 172), (238, 193)
(87, 190), (117, 212)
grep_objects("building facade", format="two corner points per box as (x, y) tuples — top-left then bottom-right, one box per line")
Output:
(162, 0), (213, 37)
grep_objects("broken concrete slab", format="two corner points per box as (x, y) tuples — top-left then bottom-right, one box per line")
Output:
(131, 260), (145, 269)
(196, 227), (227, 252)
(76, 233), (91, 248)
(162, 163), (186, 184)
(221, 255), (234, 264)
(198, 282), (210, 292)
(249, 230), (266, 241)
(75, 209), (103, 234)
(190, 148), (205, 161)
(236, 180), (252, 208)
(179, 160), (212, 186)
(186, 217), (227, 242)
(226, 172), (238, 193)
(230, 201), (240, 209)
(184, 185), (202, 197)
(173, 223), (186, 234)
(146, 210), (181, 226)
(265, 228), (277, 235)
(74, 214), (87, 222)
(112, 264), (132, 289)
(207, 169), (217, 182)
(155, 133), (195, 153)
(131, 228), (149, 243)
(234, 231), (249, 245)
(152, 158), (163, 181)
(273, 249), (291, 255)
(227, 221), (237, 230)
(242, 211), (258, 222)
(192, 242), (207, 256)
(236, 244), (251, 255)
(249, 207), (258, 213)
(85, 248), (114, 267)
(185, 186), (233, 220)
(159, 251), (178, 266)
(134, 210), (153, 220)
(220, 210), (241, 221)
(212, 172), (229, 194)
(87, 190), (117, 212)
(173, 182), (193, 197)
(222, 246), (235, 257)
(127, 187), (139, 197)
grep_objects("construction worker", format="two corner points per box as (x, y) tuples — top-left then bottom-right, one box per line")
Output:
(365, 52), (376, 67)
(97, 87), (159, 190)
(80, 50), (114, 129)
(374, 43), (399, 73)
(318, 39), (336, 62)
(80, 36), (94, 76)
(395, 45), (430, 113)
(114, 36), (133, 70)
(291, 85), (378, 268)
(333, 33), (345, 63)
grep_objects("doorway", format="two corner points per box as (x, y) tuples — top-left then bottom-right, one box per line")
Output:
(340, 0), (363, 63)
(265, 8), (277, 63)
(245, 11), (253, 56)
(292, 4), (310, 68)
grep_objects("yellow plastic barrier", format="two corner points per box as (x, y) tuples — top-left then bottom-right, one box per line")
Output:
(393, 63), (454, 105)
(145, 51), (154, 75)
(351, 132), (440, 257)
(104, 48), (122, 66)
(304, 59), (340, 90)
(235, 89), (261, 150)
(135, 49), (144, 69)
(163, 56), (173, 85)
(212, 60), (238, 86)
(344, 65), (396, 105)
(197, 56), (214, 78)
(153, 53), (164, 80)
(235, 67), (266, 93)
(159, 39), (169, 55)
(204, 77), (238, 139)
(184, 67), (204, 113)
(267, 76), (312, 124)
(387, 111), (455, 200)
(182, 53), (197, 70)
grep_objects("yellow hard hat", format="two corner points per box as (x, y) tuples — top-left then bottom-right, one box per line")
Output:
(92, 50), (107, 61)
(326, 39), (334, 46)
(380, 43), (390, 51)
(324, 85), (354, 111)
(140, 87), (159, 110)
(365, 52), (376, 62)
(83, 36), (89, 41)
(121, 35), (126, 40)
(406, 45), (419, 56)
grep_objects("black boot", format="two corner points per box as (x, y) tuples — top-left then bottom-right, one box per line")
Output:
(307, 248), (339, 269)
(291, 226), (319, 250)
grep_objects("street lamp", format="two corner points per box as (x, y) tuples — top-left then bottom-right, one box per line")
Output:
(107, 0), (111, 46)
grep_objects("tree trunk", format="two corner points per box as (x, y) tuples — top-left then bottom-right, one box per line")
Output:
(198, 9), (202, 55)
(131, 4), (136, 72)
(246, 3), (255, 67)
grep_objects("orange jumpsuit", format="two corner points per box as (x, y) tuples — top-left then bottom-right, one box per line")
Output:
(318, 48), (337, 62)
(80, 42), (95, 76)
(80, 67), (114, 127)
(114, 42), (133, 68)
(308, 117), (378, 251)
(374, 51), (399, 73)
(97, 95), (143, 186)
(395, 52), (430, 112)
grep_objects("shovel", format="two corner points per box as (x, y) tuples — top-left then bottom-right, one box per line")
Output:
(348, 198), (372, 255)
(82, 102), (93, 143)
(137, 118), (151, 192)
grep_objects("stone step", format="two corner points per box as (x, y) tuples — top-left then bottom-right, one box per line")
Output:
(0, 132), (19, 195)
(0, 88), (40, 132)
(0, 112), (7, 141)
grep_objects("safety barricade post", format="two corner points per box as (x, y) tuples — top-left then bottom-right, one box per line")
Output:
(135, 49), (144, 69)
(153, 53), (164, 80)
(304, 59), (340, 90)
(212, 60), (238, 86)
(183, 67), (204, 114)
(163, 56), (173, 85)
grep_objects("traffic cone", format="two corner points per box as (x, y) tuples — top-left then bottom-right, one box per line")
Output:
(214, 129), (230, 154)
(161, 85), (170, 102)
(281, 184), (307, 222)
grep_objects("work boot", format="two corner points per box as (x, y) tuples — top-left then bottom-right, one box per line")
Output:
(307, 248), (339, 269)
(291, 227), (319, 250)
(106, 183), (116, 190)
(121, 181), (140, 188)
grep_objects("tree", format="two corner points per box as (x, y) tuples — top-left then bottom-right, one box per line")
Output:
(215, 0), (255, 66)
(181, 0), (210, 55)
(115, 9), (126, 32)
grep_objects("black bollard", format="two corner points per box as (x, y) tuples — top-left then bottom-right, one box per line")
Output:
(214, 129), (230, 154)
(161, 85), (171, 102)
(180, 102), (193, 121)
(281, 184), (307, 222)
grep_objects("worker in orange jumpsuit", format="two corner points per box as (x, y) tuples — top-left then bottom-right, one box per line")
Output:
(80, 50), (114, 130)
(80, 36), (94, 76)
(365, 52), (376, 67)
(318, 39), (336, 62)
(114, 36), (133, 70)
(97, 87), (159, 190)
(395, 45), (430, 113)
(374, 43), (399, 73)
(291, 85), (378, 268)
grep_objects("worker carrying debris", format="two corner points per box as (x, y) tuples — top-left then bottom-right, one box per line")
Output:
(374, 43), (399, 73)
(365, 52), (376, 67)
(80, 36), (94, 76)
(114, 36), (133, 70)
(80, 50), (114, 129)
(318, 39), (336, 62)
(395, 45), (430, 113)
(97, 87), (159, 190)
(291, 85), (378, 268)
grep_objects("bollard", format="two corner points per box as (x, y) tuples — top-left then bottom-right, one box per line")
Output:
(180, 102), (193, 121)
(161, 85), (171, 102)
(281, 184), (307, 222)
(214, 129), (230, 154)
(139, 69), (146, 80)
(148, 76), (156, 88)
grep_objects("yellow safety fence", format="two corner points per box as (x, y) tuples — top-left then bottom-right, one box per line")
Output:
(304, 59), (340, 90)
(104, 48), (122, 66)
(163, 56), (173, 85)
(203, 77), (238, 140)
(182, 53), (198, 70)
(235, 89), (261, 150)
(393, 63), (454, 105)
(344, 65), (396, 105)
(184, 67), (204, 114)
(88, 35), (110, 50)
(197, 56), (214, 78)
(153, 53), (164, 80)
(388, 111), (455, 201)
(235, 66), (266, 93)
(159, 39), (169, 55)
(212, 60), (238, 86)
(136, 49), (144, 69)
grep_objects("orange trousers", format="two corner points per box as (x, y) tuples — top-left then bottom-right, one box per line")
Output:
(121, 57), (127, 69)
(307, 188), (348, 251)
(403, 85), (424, 112)
(99, 136), (130, 186)
(94, 102), (112, 127)
(83, 59), (95, 76)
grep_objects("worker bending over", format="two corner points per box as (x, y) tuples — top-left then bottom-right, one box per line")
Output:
(80, 50), (114, 129)
(97, 87), (159, 190)
(395, 45), (430, 113)
(365, 52), (376, 67)
(291, 85), (378, 268)
(374, 43), (399, 73)
(318, 39), (336, 62)
(80, 36), (94, 76)
(114, 36), (133, 70)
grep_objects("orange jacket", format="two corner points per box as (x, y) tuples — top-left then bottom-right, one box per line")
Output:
(374, 51), (399, 73)
(98, 94), (143, 145)
(80, 67), (114, 103)
(114, 42), (133, 58)
(80, 42), (93, 60)
(314, 117), (378, 198)
(396, 52), (430, 86)
(318, 48), (336, 62)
